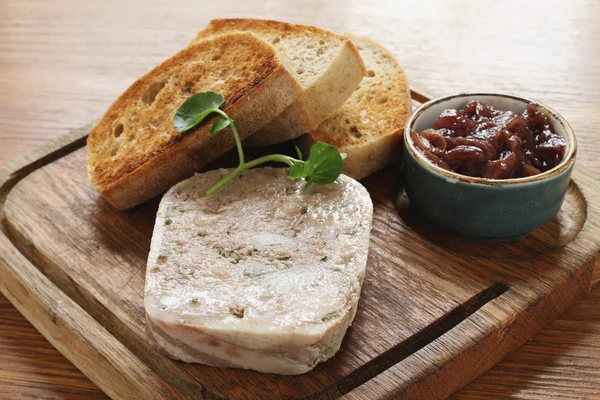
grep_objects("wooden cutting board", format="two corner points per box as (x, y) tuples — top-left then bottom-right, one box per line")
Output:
(0, 90), (598, 400)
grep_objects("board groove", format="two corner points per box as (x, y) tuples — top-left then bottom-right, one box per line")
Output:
(1, 217), (215, 400)
(351, 282), (509, 386)
(1, 148), (502, 400)
(1, 88), (599, 400)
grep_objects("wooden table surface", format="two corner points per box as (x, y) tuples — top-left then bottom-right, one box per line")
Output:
(1, 0), (599, 398)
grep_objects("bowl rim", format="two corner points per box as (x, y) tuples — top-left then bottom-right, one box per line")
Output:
(404, 92), (577, 185)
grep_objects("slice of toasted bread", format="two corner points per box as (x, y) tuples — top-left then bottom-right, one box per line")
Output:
(87, 32), (302, 210)
(301, 34), (411, 180)
(191, 19), (366, 146)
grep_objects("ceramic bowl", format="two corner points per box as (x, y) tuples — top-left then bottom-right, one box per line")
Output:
(401, 93), (577, 241)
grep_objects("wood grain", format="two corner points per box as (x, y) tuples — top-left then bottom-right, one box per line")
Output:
(0, 228), (186, 400)
(0, 140), (490, 399)
(1, 0), (600, 398)
(0, 295), (107, 400)
(0, 128), (190, 400)
(0, 118), (599, 399)
(455, 287), (600, 399)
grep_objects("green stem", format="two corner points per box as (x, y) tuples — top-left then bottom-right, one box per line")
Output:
(206, 155), (300, 196)
(205, 165), (246, 196)
(205, 109), (308, 196)
(214, 109), (244, 165)
(245, 154), (297, 169)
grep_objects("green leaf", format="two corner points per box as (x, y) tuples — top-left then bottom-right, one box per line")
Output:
(210, 118), (230, 136)
(304, 142), (345, 184)
(182, 91), (347, 195)
(173, 91), (224, 132)
(288, 160), (306, 180)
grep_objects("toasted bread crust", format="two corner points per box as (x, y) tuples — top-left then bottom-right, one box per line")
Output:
(303, 35), (411, 180)
(197, 19), (338, 50)
(249, 39), (366, 146)
(88, 32), (302, 209)
(192, 19), (366, 146)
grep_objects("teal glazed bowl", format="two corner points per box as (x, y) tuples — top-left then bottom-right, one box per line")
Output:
(401, 93), (577, 241)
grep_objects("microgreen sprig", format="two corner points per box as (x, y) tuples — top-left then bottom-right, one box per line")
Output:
(174, 91), (346, 195)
